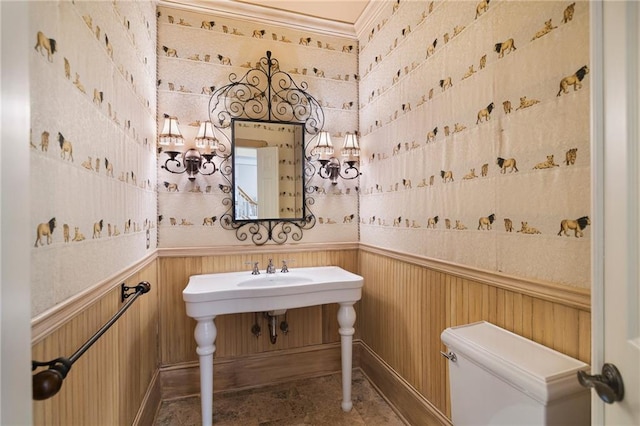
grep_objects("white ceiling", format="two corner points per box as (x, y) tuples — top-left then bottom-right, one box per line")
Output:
(232, 0), (370, 25)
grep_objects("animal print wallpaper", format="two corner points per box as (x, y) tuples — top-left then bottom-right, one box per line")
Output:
(358, 0), (590, 288)
(156, 6), (359, 247)
(29, 0), (589, 316)
(30, 1), (158, 316)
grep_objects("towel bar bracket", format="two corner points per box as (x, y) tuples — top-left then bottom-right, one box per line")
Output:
(121, 281), (151, 303)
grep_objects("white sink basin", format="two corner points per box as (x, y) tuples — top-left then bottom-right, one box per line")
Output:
(183, 266), (363, 317)
(236, 273), (314, 287)
(182, 265), (364, 426)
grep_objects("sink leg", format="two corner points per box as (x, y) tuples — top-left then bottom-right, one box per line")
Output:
(338, 302), (356, 412)
(194, 316), (217, 426)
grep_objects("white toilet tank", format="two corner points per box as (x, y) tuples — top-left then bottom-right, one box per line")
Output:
(441, 321), (590, 425)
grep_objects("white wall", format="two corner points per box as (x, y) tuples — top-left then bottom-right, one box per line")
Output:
(1, 2), (33, 423)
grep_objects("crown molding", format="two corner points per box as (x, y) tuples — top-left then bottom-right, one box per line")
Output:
(354, 0), (387, 40)
(158, 0), (358, 39)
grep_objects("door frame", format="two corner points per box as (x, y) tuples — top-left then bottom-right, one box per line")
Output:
(590, 0), (605, 423)
(591, 0), (640, 423)
(0, 1), (33, 424)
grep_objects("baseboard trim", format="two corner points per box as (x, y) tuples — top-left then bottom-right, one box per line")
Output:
(359, 341), (452, 426)
(159, 342), (343, 400)
(133, 368), (162, 426)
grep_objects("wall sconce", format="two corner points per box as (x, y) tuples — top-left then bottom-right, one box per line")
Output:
(313, 131), (361, 184)
(159, 114), (221, 181)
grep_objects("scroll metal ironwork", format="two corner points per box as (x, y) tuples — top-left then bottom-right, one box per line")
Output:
(208, 51), (324, 245)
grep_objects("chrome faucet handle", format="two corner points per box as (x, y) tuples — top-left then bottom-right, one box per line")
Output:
(281, 259), (295, 273)
(266, 258), (276, 274)
(245, 261), (260, 275)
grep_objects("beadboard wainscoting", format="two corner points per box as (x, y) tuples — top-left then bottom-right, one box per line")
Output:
(31, 259), (159, 426)
(357, 244), (591, 421)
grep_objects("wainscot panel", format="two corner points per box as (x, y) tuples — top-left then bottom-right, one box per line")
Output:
(32, 260), (159, 425)
(358, 246), (591, 419)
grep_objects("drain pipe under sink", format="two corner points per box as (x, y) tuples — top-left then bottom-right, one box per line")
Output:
(265, 309), (287, 344)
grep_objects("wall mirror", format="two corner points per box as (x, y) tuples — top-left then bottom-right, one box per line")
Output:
(207, 51), (324, 244)
(231, 119), (305, 221)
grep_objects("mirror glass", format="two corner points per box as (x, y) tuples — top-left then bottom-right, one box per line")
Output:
(231, 119), (305, 221)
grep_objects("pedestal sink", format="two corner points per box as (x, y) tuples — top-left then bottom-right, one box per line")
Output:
(183, 266), (363, 426)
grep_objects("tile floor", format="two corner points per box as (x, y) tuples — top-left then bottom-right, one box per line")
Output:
(154, 369), (406, 425)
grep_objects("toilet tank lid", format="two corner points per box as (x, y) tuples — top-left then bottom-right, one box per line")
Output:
(441, 321), (589, 404)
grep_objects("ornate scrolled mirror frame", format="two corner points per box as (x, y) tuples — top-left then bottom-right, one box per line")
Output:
(207, 51), (324, 245)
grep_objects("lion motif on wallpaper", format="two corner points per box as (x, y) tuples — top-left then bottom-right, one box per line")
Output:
(34, 31), (57, 62)
(558, 216), (590, 237)
(557, 66), (589, 96)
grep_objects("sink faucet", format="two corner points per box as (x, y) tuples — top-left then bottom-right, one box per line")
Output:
(266, 258), (276, 274)
(250, 262), (260, 275)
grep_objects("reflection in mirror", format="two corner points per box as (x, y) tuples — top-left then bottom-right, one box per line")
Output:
(232, 119), (304, 221)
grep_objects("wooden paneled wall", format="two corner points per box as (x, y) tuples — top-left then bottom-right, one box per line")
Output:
(357, 247), (591, 419)
(31, 245), (590, 424)
(31, 261), (158, 426)
(158, 248), (360, 365)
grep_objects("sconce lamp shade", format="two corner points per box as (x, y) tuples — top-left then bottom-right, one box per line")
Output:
(195, 121), (219, 150)
(341, 132), (360, 158)
(159, 114), (184, 146)
(313, 130), (334, 159)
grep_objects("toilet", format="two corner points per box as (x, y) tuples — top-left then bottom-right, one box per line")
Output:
(441, 321), (590, 425)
